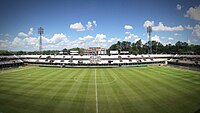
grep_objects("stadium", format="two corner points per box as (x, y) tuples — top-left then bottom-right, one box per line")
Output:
(1, 46), (200, 113)
(0, 0), (200, 113)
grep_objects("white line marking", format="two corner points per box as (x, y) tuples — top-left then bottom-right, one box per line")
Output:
(95, 69), (98, 113)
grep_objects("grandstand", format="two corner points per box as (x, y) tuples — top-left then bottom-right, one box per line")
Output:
(0, 46), (199, 68)
(168, 54), (200, 67)
(1, 53), (199, 68)
(18, 54), (171, 67)
(0, 55), (23, 68)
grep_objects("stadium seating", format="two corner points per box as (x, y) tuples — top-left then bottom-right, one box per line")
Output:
(0, 55), (23, 68)
(1, 54), (198, 68)
(17, 54), (172, 66)
(168, 54), (200, 67)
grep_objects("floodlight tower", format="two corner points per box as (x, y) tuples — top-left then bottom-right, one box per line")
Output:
(147, 26), (152, 54)
(38, 27), (44, 51)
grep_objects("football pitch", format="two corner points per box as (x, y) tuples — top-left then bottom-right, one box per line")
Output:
(0, 66), (200, 113)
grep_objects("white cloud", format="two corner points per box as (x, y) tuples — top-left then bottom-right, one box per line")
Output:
(18, 27), (34, 37)
(144, 21), (184, 31)
(185, 5), (200, 21)
(11, 36), (39, 50)
(79, 35), (93, 41)
(151, 35), (160, 42)
(124, 25), (133, 30)
(28, 28), (33, 35)
(93, 34), (107, 43)
(168, 37), (174, 40)
(152, 22), (184, 31)
(93, 21), (97, 27)
(70, 40), (82, 48)
(123, 33), (142, 43)
(108, 38), (121, 43)
(2, 33), (70, 51)
(12, 37), (24, 47)
(24, 37), (38, 46)
(192, 24), (200, 38)
(184, 25), (193, 30)
(70, 21), (97, 31)
(176, 4), (182, 10)
(18, 32), (28, 37)
(41, 33), (69, 50)
(70, 22), (85, 31)
(95, 34), (106, 39)
(124, 33), (139, 41)
(0, 40), (11, 49)
(86, 21), (93, 30)
(143, 20), (154, 28)
(125, 32), (130, 34)
(49, 33), (68, 44)
(34, 34), (69, 50)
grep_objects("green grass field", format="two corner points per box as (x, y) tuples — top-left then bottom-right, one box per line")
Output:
(0, 66), (200, 113)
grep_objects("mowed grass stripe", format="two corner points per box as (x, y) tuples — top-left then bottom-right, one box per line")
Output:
(126, 68), (183, 112)
(113, 68), (166, 113)
(0, 67), (59, 113)
(111, 68), (145, 113)
(153, 66), (200, 84)
(0, 67), (48, 86)
(53, 69), (88, 112)
(38, 69), (79, 113)
(97, 69), (107, 113)
(101, 69), (125, 113)
(127, 67), (200, 113)
(84, 69), (96, 113)
(146, 67), (200, 93)
(0, 68), (79, 113)
(98, 69), (112, 113)
(0, 66), (199, 113)
(52, 69), (85, 113)
(128, 68), (171, 112)
(105, 69), (129, 113)
(0, 67), (55, 97)
(69, 69), (93, 113)
(0, 68), (67, 112)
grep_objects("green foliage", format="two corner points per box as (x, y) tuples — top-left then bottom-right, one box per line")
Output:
(0, 50), (10, 55)
(108, 40), (200, 54)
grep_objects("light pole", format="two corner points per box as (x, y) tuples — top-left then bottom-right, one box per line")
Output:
(38, 27), (44, 52)
(147, 26), (152, 54)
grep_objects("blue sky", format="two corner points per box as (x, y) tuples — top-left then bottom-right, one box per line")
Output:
(0, 0), (200, 51)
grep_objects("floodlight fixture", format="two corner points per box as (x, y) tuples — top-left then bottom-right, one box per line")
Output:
(147, 26), (152, 54)
(38, 27), (44, 51)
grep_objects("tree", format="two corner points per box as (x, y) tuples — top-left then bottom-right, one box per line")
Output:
(130, 42), (139, 54)
(121, 41), (131, 51)
(116, 41), (121, 51)
(175, 41), (189, 53)
(135, 39), (142, 54)
(0, 50), (10, 55)
(109, 44), (118, 50)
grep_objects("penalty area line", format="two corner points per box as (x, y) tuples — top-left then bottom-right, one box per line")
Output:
(95, 69), (98, 113)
